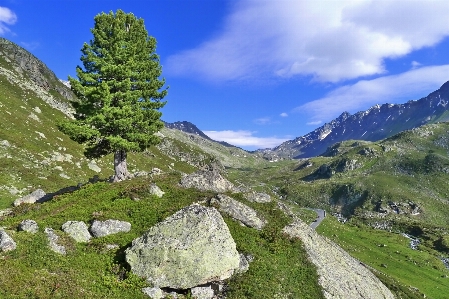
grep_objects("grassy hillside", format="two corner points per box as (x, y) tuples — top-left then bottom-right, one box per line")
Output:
(0, 173), (323, 298)
(229, 122), (449, 299)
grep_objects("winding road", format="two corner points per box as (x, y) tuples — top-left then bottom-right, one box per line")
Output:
(308, 208), (326, 229)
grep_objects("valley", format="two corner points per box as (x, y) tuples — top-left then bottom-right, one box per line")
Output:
(0, 37), (449, 298)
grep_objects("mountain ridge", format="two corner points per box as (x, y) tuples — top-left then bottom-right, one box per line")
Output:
(260, 80), (449, 159)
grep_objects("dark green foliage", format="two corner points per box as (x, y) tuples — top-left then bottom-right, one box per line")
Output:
(59, 10), (167, 159)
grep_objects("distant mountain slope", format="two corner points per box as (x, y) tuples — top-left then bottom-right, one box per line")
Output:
(164, 120), (236, 148)
(265, 81), (449, 159)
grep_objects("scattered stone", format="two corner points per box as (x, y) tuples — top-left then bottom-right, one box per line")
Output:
(0, 230), (16, 252)
(33, 106), (41, 113)
(62, 221), (91, 243)
(0, 140), (11, 147)
(126, 204), (240, 289)
(151, 168), (162, 176)
(88, 161), (101, 173)
(244, 191), (271, 203)
(210, 194), (266, 230)
(191, 285), (215, 299)
(18, 219), (39, 234)
(149, 183), (165, 198)
(90, 219), (131, 237)
(142, 287), (164, 299)
(13, 189), (47, 207)
(28, 112), (40, 122)
(44, 227), (66, 255)
(180, 169), (237, 193)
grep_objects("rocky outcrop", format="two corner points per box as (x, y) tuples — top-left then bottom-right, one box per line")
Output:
(18, 219), (39, 234)
(180, 169), (237, 193)
(0, 38), (75, 101)
(282, 220), (394, 299)
(0, 230), (16, 252)
(44, 227), (66, 255)
(62, 221), (91, 243)
(244, 191), (272, 203)
(210, 194), (266, 230)
(13, 189), (47, 206)
(126, 204), (240, 289)
(90, 220), (131, 237)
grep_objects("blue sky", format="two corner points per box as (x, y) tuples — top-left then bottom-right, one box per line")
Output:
(2, 0), (449, 150)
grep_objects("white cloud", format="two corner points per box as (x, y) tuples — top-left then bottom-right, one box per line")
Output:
(294, 64), (449, 123)
(411, 61), (422, 69)
(254, 117), (271, 125)
(280, 112), (288, 117)
(166, 0), (449, 83)
(0, 7), (17, 35)
(203, 130), (289, 149)
(307, 121), (322, 126)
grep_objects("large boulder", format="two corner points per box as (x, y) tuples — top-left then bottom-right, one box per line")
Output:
(0, 230), (16, 252)
(126, 204), (240, 289)
(62, 221), (91, 243)
(210, 194), (266, 230)
(90, 219), (131, 237)
(180, 169), (237, 193)
(13, 189), (47, 206)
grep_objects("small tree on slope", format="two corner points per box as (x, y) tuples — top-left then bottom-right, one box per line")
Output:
(59, 10), (167, 182)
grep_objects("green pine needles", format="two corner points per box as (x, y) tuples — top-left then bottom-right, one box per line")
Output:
(59, 10), (168, 182)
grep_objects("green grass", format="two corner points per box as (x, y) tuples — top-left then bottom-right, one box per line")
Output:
(317, 216), (449, 299)
(0, 174), (324, 298)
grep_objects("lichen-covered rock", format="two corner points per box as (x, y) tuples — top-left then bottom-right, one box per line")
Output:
(180, 169), (237, 193)
(18, 219), (39, 234)
(90, 220), (131, 237)
(149, 183), (165, 198)
(126, 204), (240, 289)
(0, 230), (16, 252)
(142, 287), (163, 299)
(13, 189), (47, 206)
(191, 285), (215, 299)
(210, 194), (266, 230)
(282, 220), (394, 299)
(62, 221), (91, 243)
(244, 191), (271, 203)
(44, 227), (66, 255)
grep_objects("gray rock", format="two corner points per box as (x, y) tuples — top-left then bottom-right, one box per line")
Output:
(180, 169), (237, 193)
(142, 287), (164, 299)
(62, 221), (91, 243)
(191, 285), (215, 299)
(13, 189), (47, 206)
(0, 208), (13, 218)
(149, 183), (165, 198)
(236, 253), (253, 274)
(18, 219), (39, 234)
(282, 220), (394, 299)
(90, 219), (131, 237)
(44, 227), (66, 255)
(0, 230), (16, 252)
(126, 204), (240, 289)
(210, 194), (266, 230)
(244, 191), (272, 203)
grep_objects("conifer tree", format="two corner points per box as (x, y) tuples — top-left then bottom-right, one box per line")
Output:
(59, 10), (167, 182)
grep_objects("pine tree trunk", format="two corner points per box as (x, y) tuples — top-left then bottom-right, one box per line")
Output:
(113, 150), (130, 182)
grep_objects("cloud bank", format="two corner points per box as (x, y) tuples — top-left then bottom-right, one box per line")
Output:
(166, 0), (449, 83)
(203, 130), (288, 149)
(295, 65), (449, 123)
(0, 7), (17, 35)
